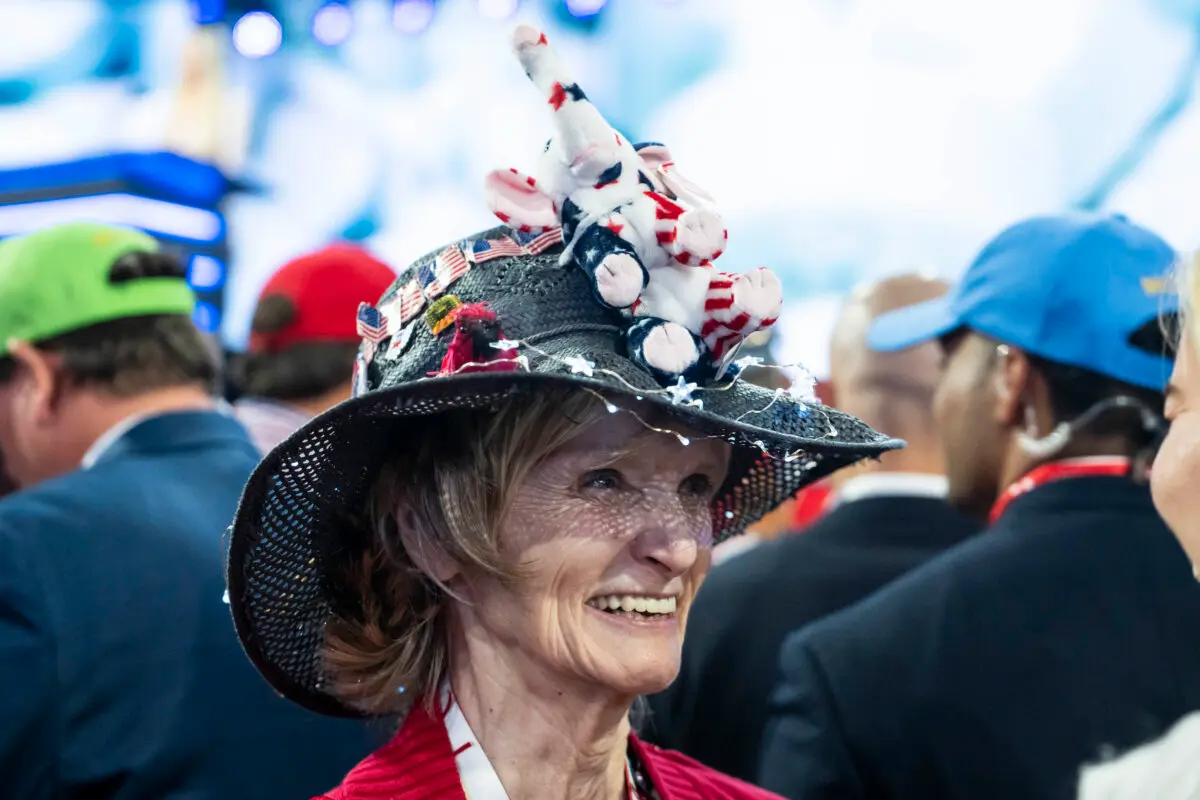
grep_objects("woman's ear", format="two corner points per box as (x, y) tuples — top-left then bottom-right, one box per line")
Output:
(394, 500), (461, 585)
(7, 339), (64, 424)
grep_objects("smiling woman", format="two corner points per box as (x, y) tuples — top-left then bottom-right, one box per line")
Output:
(221, 229), (895, 799)
(221, 24), (899, 800)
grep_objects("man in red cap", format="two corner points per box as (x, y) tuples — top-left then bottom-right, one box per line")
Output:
(231, 244), (395, 453)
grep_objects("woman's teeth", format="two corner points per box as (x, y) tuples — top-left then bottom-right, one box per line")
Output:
(587, 595), (678, 615)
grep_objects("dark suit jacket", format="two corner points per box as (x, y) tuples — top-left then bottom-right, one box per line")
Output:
(644, 494), (979, 781)
(0, 412), (381, 799)
(758, 476), (1200, 800)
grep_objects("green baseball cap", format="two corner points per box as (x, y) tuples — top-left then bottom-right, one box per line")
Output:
(0, 222), (196, 358)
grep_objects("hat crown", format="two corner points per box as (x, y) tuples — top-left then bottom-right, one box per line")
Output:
(361, 228), (630, 395)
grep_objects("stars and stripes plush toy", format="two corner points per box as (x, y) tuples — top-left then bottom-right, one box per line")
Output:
(485, 24), (783, 385)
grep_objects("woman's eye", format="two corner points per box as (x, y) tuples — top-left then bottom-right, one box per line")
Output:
(680, 473), (715, 498)
(580, 469), (622, 492)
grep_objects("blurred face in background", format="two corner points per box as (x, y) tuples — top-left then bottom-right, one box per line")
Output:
(0, 344), (86, 490)
(1152, 331), (1200, 566)
(932, 330), (1009, 519)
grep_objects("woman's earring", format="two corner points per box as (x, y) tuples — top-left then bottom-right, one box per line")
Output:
(1193, 563), (1200, 582)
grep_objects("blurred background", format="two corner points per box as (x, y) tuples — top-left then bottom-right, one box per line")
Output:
(1, 0), (1198, 376)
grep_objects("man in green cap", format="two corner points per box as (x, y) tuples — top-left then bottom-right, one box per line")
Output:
(0, 223), (376, 798)
(0, 222), (214, 486)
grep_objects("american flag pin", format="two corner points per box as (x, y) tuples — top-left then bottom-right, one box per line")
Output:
(387, 320), (417, 359)
(356, 303), (389, 342)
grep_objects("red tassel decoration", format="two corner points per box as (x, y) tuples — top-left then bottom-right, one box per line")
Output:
(436, 303), (519, 376)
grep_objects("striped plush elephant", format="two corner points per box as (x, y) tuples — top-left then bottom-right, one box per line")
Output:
(484, 24), (783, 385)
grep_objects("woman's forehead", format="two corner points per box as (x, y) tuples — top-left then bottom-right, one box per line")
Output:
(556, 409), (725, 461)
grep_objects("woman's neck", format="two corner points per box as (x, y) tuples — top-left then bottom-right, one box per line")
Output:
(446, 631), (633, 800)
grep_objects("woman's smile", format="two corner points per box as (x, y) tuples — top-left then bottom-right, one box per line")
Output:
(584, 593), (681, 628)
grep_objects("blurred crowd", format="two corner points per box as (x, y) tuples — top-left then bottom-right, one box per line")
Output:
(0, 208), (1196, 799)
(1, 19), (1199, 795)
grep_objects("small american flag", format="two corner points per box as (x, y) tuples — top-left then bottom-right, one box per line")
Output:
(356, 302), (389, 342)
(512, 228), (563, 254)
(470, 237), (527, 264)
(396, 279), (425, 324)
(421, 245), (470, 299)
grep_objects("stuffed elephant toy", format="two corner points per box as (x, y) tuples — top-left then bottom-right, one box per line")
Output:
(485, 24), (783, 385)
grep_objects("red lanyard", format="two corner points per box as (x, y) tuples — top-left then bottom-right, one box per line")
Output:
(989, 457), (1133, 525)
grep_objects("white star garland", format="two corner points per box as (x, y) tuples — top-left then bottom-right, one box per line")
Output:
(563, 355), (596, 377)
(733, 355), (764, 370)
(782, 365), (819, 401)
(435, 334), (842, 460)
(666, 376), (701, 408)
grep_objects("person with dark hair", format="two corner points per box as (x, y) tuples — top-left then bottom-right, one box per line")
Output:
(231, 244), (395, 454)
(0, 222), (377, 799)
(757, 214), (1200, 800)
(645, 275), (979, 782)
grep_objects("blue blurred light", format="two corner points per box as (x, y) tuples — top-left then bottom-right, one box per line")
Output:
(192, 301), (222, 334)
(187, 255), (225, 290)
(0, 194), (223, 243)
(565, 0), (607, 17)
(232, 10), (283, 58)
(393, 0), (436, 34)
(313, 1), (354, 46)
(190, 0), (226, 25)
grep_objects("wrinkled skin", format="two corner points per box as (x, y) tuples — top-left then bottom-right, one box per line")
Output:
(1153, 333), (1200, 567)
(454, 413), (730, 696)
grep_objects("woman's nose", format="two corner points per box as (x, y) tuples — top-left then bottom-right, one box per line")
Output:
(630, 524), (704, 577)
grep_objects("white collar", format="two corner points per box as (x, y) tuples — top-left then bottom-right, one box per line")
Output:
(80, 412), (156, 469)
(442, 687), (510, 800)
(834, 472), (949, 506)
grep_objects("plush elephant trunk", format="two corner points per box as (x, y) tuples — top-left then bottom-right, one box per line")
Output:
(511, 25), (618, 174)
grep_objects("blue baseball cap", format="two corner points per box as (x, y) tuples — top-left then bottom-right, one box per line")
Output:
(868, 213), (1177, 391)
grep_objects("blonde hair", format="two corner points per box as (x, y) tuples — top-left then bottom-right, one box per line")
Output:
(322, 387), (606, 717)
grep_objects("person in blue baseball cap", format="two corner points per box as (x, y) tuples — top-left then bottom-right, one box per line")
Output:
(756, 213), (1200, 800)
(868, 212), (1174, 519)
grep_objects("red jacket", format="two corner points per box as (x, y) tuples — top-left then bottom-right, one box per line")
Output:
(317, 700), (782, 800)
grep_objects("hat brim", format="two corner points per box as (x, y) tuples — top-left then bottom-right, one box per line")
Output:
(867, 295), (962, 352)
(225, 339), (902, 718)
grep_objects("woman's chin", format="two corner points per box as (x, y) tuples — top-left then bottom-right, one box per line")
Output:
(594, 663), (679, 698)
(581, 635), (682, 695)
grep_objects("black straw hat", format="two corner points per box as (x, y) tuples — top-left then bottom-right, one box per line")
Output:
(225, 228), (901, 718)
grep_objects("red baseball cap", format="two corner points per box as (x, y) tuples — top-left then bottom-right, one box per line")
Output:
(248, 244), (396, 354)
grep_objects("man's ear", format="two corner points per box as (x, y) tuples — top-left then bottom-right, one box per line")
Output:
(992, 345), (1031, 427)
(6, 339), (64, 424)
(394, 500), (461, 585)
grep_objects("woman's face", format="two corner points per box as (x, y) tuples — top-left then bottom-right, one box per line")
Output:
(1153, 333), (1200, 566)
(459, 411), (730, 697)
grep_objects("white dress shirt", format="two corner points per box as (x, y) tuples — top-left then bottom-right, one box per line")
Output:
(443, 688), (510, 800)
(80, 412), (155, 469)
